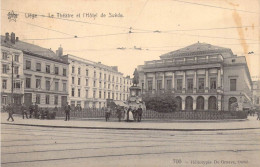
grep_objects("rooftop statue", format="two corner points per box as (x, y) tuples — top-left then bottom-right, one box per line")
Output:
(132, 68), (139, 86)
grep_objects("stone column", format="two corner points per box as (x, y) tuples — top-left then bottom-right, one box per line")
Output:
(217, 95), (221, 111)
(193, 98), (196, 111)
(182, 98), (185, 111)
(143, 73), (147, 92)
(162, 72), (165, 90)
(152, 73), (156, 94)
(172, 72), (175, 93)
(193, 70), (197, 93)
(205, 69), (209, 93)
(217, 68), (221, 90)
(182, 71), (186, 93)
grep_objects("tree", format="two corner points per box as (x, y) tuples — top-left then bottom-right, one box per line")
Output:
(142, 92), (177, 112)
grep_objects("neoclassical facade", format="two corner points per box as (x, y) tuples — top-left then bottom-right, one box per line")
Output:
(63, 54), (132, 109)
(137, 42), (252, 111)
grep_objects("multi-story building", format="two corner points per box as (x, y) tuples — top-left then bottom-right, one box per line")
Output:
(137, 42), (252, 111)
(1, 32), (69, 107)
(252, 80), (260, 110)
(1, 34), (24, 105)
(63, 54), (132, 109)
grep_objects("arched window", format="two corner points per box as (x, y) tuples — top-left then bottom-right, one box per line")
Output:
(228, 97), (237, 111)
(185, 96), (193, 111)
(196, 96), (204, 110)
(208, 96), (217, 110)
(175, 96), (182, 111)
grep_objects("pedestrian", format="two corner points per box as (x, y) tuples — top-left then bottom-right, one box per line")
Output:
(64, 102), (71, 121)
(133, 107), (138, 122)
(137, 105), (143, 122)
(29, 103), (34, 118)
(105, 107), (111, 122)
(116, 106), (122, 122)
(21, 103), (28, 119)
(257, 112), (260, 120)
(6, 104), (14, 122)
(34, 102), (39, 119)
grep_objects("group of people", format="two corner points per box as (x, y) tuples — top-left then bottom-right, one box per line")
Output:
(5, 103), (58, 122)
(105, 105), (143, 122)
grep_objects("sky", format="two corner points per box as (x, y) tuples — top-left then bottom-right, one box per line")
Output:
(1, 0), (259, 79)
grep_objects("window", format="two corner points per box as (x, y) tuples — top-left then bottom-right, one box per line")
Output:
(2, 96), (7, 105)
(108, 84), (110, 89)
(63, 83), (66, 92)
(257, 97), (260, 104)
(93, 81), (96, 87)
(72, 88), (75, 97)
(54, 95), (58, 105)
(99, 91), (102, 98)
(14, 54), (19, 62)
(2, 52), (7, 60)
(78, 68), (81, 74)
(55, 82), (59, 91)
(210, 78), (217, 90)
(14, 66), (19, 74)
(46, 65), (50, 73)
(63, 68), (66, 76)
(2, 64), (7, 74)
(26, 60), (31, 69)
(108, 75), (110, 81)
(104, 82), (106, 89)
(112, 93), (114, 99)
(104, 74), (106, 80)
(26, 78), (31, 88)
(99, 81), (102, 88)
(45, 95), (50, 104)
(108, 92), (111, 99)
(78, 89), (80, 97)
(100, 72), (102, 78)
(148, 81), (152, 91)
(2, 80), (7, 89)
(94, 71), (96, 78)
(112, 76), (114, 82)
(72, 77), (75, 84)
(86, 69), (88, 76)
(86, 79), (88, 86)
(104, 92), (106, 99)
(198, 78), (205, 90)
(36, 79), (41, 89)
(55, 67), (59, 75)
(187, 79), (193, 90)
(93, 91), (96, 98)
(86, 90), (88, 98)
(230, 79), (237, 91)
(13, 81), (21, 89)
(116, 93), (118, 100)
(166, 80), (172, 90)
(177, 79), (182, 91)
(157, 80), (162, 90)
(36, 94), (40, 104)
(36, 63), (41, 71)
(46, 81), (50, 90)
(78, 78), (81, 85)
(72, 66), (75, 73)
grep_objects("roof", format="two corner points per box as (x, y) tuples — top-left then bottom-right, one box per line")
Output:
(1, 35), (67, 64)
(160, 42), (233, 59)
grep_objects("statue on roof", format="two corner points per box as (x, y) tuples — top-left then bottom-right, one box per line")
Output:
(132, 68), (139, 86)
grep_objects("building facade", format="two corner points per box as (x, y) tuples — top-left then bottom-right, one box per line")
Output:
(1, 32), (69, 108)
(1, 44), (24, 105)
(252, 80), (260, 110)
(63, 54), (132, 109)
(137, 42), (252, 111)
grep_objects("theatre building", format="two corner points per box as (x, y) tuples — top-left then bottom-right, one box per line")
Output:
(137, 42), (252, 111)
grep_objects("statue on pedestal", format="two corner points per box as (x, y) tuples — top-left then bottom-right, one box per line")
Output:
(133, 68), (139, 86)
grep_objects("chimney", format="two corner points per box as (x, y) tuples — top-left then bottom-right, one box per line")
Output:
(56, 45), (63, 56)
(16, 37), (19, 42)
(11, 32), (15, 44)
(5, 32), (9, 41)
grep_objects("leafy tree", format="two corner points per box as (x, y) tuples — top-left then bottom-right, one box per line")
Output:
(142, 92), (177, 112)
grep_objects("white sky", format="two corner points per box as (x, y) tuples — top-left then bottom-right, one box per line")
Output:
(1, 0), (259, 79)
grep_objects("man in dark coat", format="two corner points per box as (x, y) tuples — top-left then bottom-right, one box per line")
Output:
(6, 104), (14, 122)
(64, 102), (71, 121)
(34, 102), (39, 119)
(137, 105), (143, 122)
(116, 106), (122, 122)
(21, 103), (28, 119)
(29, 104), (34, 118)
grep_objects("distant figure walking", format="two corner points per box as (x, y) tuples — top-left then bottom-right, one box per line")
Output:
(21, 103), (28, 119)
(6, 104), (14, 122)
(116, 106), (122, 122)
(105, 107), (111, 122)
(137, 105), (143, 122)
(64, 102), (71, 121)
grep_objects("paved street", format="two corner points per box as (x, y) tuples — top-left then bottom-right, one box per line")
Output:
(1, 123), (260, 167)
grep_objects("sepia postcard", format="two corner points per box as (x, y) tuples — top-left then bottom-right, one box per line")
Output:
(1, 0), (260, 166)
